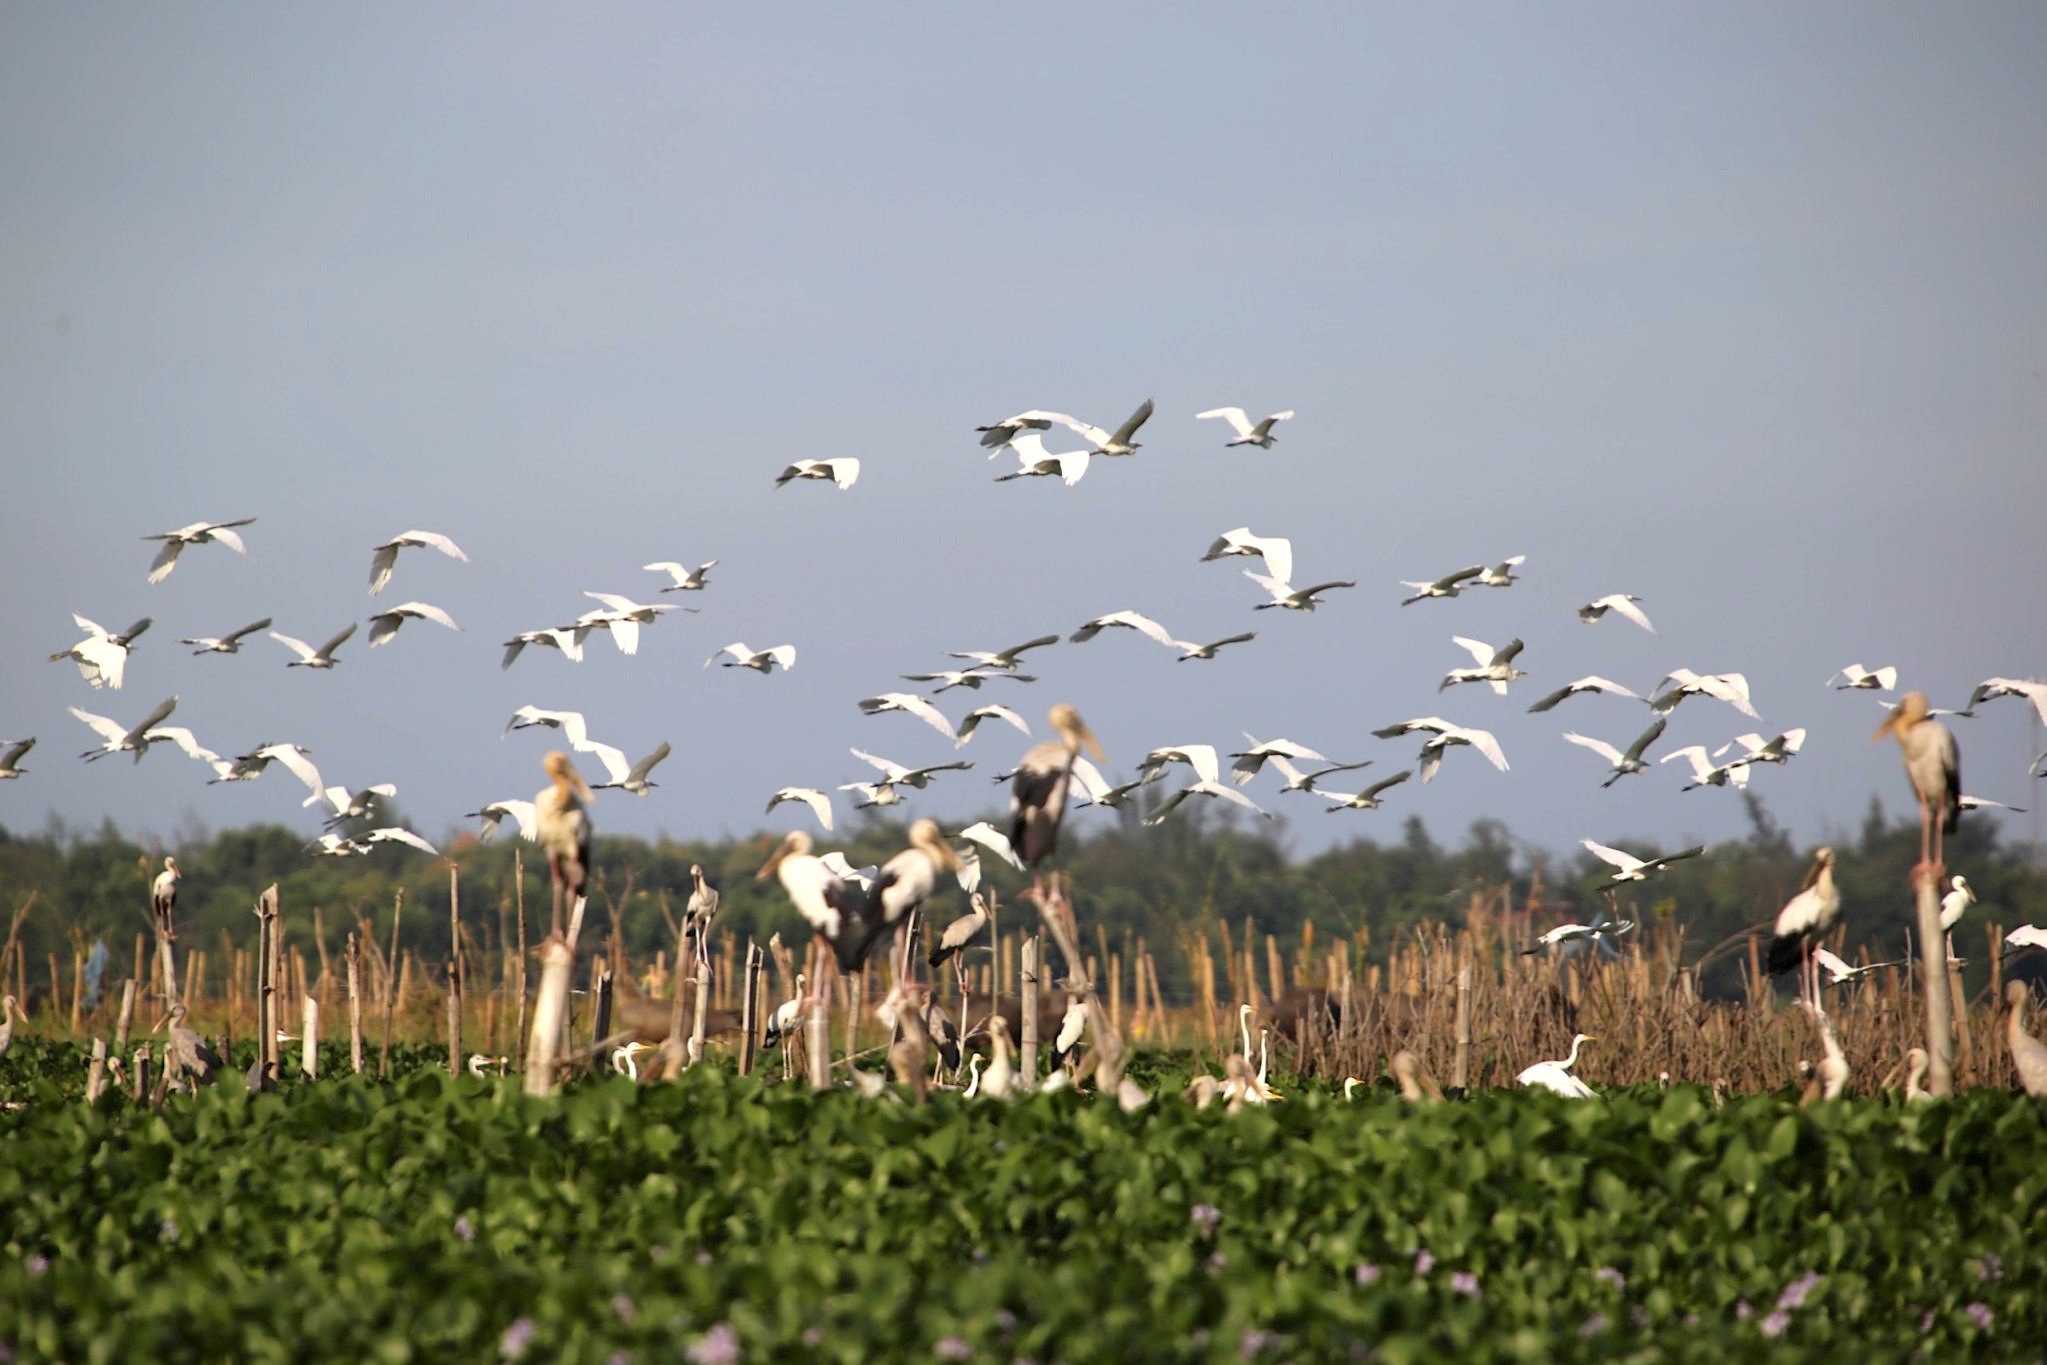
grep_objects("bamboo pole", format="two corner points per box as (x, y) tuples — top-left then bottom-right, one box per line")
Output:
(523, 938), (573, 1097)
(514, 855), (530, 1070)
(379, 889), (405, 1081)
(301, 995), (319, 1079)
(85, 1037), (108, 1104)
(1019, 935), (1039, 1086)
(70, 949), (83, 1033)
(263, 885), (284, 1085)
(115, 979), (137, 1050)
(1453, 965), (1472, 1090)
(737, 942), (763, 1077)
(805, 955), (831, 1091)
(1916, 871), (1955, 1096)
(346, 932), (364, 1074)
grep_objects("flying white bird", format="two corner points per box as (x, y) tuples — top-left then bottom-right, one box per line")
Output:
(1526, 676), (1639, 714)
(1960, 795), (2026, 813)
(1059, 757), (1148, 811)
(366, 530), (467, 596)
(50, 615), (152, 690)
(1963, 677), (2047, 725)
(1561, 717), (1668, 787)
(1143, 780), (1273, 826)
(504, 705), (596, 751)
(180, 618), (272, 656)
(857, 692), (957, 741)
(1371, 717), (1508, 784)
(208, 742), (321, 794)
(1321, 770), (1412, 811)
(1200, 528), (1294, 589)
(0, 738), (35, 780)
(955, 704), (1031, 748)
(71, 695), (178, 762)
(643, 559), (716, 592)
(1440, 637), (1527, 695)
(270, 623), (358, 669)
(133, 725), (221, 771)
(1811, 947), (1902, 986)
(954, 821), (1025, 872)
(1717, 729), (1808, 768)
(1580, 838), (1707, 884)
(1258, 754), (1373, 795)
(1830, 664), (1897, 691)
(307, 828), (435, 858)
(839, 781), (906, 810)
(848, 748), (974, 790)
(2004, 924), (2047, 953)
(900, 669), (1034, 695)
(1194, 406), (1295, 448)
(1649, 669), (1760, 719)
(1244, 572), (1356, 611)
(1661, 745), (1753, 791)
(944, 635), (1059, 672)
(1399, 565), (1485, 606)
(1475, 555), (1525, 587)
(1137, 744), (1223, 785)
(1046, 398), (1154, 455)
(311, 783), (399, 825)
(466, 799), (538, 842)
(585, 740), (671, 796)
(707, 643), (797, 673)
(578, 592), (685, 656)
(360, 827), (439, 856)
(142, 518), (256, 584)
(1517, 1034), (1598, 1099)
(367, 601), (460, 648)
(1172, 632), (1257, 661)
(1070, 610), (1177, 647)
(764, 787), (835, 832)
(1522, 920), (1635, 955)
(975, 411), (1061, 449)
(1228, 737), (1330, 785)
(774, 458), (861, 490)
(501, 628), (586, 670)
(993, 432), (1092, 486)
(1577, 594), (1657, 633)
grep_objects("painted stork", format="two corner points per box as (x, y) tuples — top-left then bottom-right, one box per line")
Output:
(1008, 704), (1105, 896)
(1874, 691), (1962, 875)
(534, 752), (593, 938)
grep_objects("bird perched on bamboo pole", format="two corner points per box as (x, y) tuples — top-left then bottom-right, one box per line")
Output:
(929, 892), (988, 990)
(1874, 691), (1961, 879)
(153, 1001), (221, 1086)
(1767, 847), (1842, 1012)
(1008, 704), (1106, 903)
(151, 856), (180, 944)
(686, 865), (720, 957)
(2007, 983), (2047, 1097)
(534, 752), (593, 939)
(845, 819), (963, 974)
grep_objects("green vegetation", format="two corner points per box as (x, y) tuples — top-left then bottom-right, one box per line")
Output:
(0, 1052), (2039, 1362)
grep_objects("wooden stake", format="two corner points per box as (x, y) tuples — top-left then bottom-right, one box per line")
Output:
(1917, 870), (1955, 1095)
(346, 932), (364, 1074)
(523, 937), (573, 1097)
(85, 1037), (107, 1104)
(114, 979), (136, 1050)
(1453, 965), (1472, 1090)
(1019, 935), (1039, 1085)
(447, 864), (463, 1078)
(737, 941), (763, 1077)
(301, 994), (319, 1079)
(379, 889), (405, 1082)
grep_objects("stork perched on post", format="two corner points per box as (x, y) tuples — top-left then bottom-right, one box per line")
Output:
(1008, 704), (1105, 904)
(1874, 691), (1961, 880)
(534, 752), (592, 939)
(151, 856), (180, 943)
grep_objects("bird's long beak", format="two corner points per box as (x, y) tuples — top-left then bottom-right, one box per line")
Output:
(755, 847), (789, 881)
(1872, 709), (1901, 742)
(935, 841), (964, 873)
(1078, 723), (1106, 763)
(149, 1013), (167, 1034)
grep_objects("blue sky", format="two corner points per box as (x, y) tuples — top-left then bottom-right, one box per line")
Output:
(3, 6), (2043, 870)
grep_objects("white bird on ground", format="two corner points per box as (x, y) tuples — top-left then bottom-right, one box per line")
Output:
(993, 432), (1092, 486)
(775, 458), (861, 490)
(1200, 528), (1294, 588)
(858, 692), (957, 741)
(208, 742), (321, 792)
(1831, 663), (1897, 691)
(1144, 780), (1272, 826)
(1475, 555), (1525, 587)
(1582, 838), (1707, 885)
(585, 740), (671, 796)
(1767, 847), (1842, 1009)
(504, 705), (596, 751)
(1251, 755), (1371, 796)
(1440, 637), (1527, 695)
(1517, 1034), (1598, 1098)
(975, 411), (1061, 449)
(311, 783), (399, 825)
(181, 617), (272, 656)
(1370, 717), (1508, 784)
(1577, 594), (1657, 633)
(643, 560), (716, 592)
(142, 518), (256, 583)
(1047, 398), (1154, 455)
(1399, 565), (1485, 606)
(955, 704), (1031, 748)
(1137, 744), (1223, 785)
(764, 787), (834, 832)
(270, 623), (358, 669)
(900, 668), (1035, 695)
(945, 635), (1059, 672)
(1245, 571), (1356, 612)
(1069, 610), (1177, 647)
(707, 643), (797, 673)
(50, 614), (153, 690)
(367, 600), (460, 648)
(1172, 631), (1257, 661)
(1526, 676), (1640, 714)
(1940, 874), (1976, 960)
(466, 799), (538, 842)
(501, 628), (586, 670)
(1718, 729), (1808, 768)
(366, 530), (467, 596)
(1194, 406), (1294, 448)
(71, 695), (179, 762)
(0, 738), (34, 780)
(849, 748), (974, 790)
(1811, 947), (1903, 986)
(1963, 676), (2047, 724)
(1561, 716), (1668, 787)
(1321, 771), (1412, 811)
(1650, 669), (1760, 719)
(1228, 736), (1329, 785)
(1522, 921), (1634, 955)
(1662, 746), (1753, 791)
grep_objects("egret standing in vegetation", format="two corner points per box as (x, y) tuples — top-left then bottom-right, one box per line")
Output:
(1009, 704), (1106, 902)
(1939, 875), (1975, 962)
(1874, 691), (1961, 877)
(1517, 1035), (1597, 1098)
(534, 752), (592, 939)
(1768, 847), (1843, 1011)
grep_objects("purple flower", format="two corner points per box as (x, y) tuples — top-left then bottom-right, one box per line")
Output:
(454, 1216), (474, 1244)
(25, 1254), (48, 1276)
(1190, 1204), (1221, 1236)
(159, 1217), (179, 1244)
(1776, 1272), (1822, 1312)
(500, 1318), (536, 1360)
(1966, 1302), (1994, 1331)
(1239, 1328), (1278, 1359)
(0, 1343), (13, 1364)
(1579, 1315), (1608, 1337)
(1207, 1252), (1229, 1273)
(1735, 1301), (1753, 1321)
(936, 1338), (970, 1360)
(1413, 1249), (1435, 1276)
(1919, 1310), (1935, 1334)
(803, 1328), (824, 1348)
(994, 1310), (1017, 1332)
(1449, 1272), (1480, 1298)
(1759, 1310), (1790, 1339)
(696, 1250), (713, 1266)
(608, 1355), (630, 1365)
(611, 1294), (635, 1323)
(1593, 1266), (1625, 1289)
(1976, 1254), (2004, 1282)
(687, 1323), (739, 1365)
(1629, 1306), (1649, 1328)
(1353, 1262), (1380, 1286)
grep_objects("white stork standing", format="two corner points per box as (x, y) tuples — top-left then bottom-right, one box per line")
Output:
(151, 856), (180, 942)
(929, 893), (989, 989)
(1516, 1034), (1597, 1098)
(367, 530), (467, 596)
(1767, 847), (1843, 1011)
(1939, 875), (1975, 962)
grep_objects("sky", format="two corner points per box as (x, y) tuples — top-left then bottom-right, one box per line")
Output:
(2, 5), (2044, 873)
